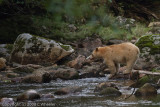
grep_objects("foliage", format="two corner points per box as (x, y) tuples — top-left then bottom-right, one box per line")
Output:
(0, 0), (150, 43)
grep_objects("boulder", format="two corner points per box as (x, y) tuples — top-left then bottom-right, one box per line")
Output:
(94, 82), (119, 92)
(99, 87), (122, 97)
(10, 33), (74, 65)
(54, 86), (83, 95)
(0, 57), (6, 71)
(135, 34), (160, 68)
(134, 83), (157, 97)
(17, 89), (40, 101)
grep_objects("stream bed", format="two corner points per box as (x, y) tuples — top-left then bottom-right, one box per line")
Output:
(1, 77), (160, 107)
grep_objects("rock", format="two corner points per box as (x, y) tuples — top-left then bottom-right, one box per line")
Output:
(107, 39), (124, 45)
(0, 44), (13, 60)
(134, 83), (157, 97)
(67, 55), (86, 69)
(11, 77), (23, 83)
(79, 62), (106, 78)
(17, 89), (40, 101)
(41, 93), (54, 99)
(6, 72), (19, 78)
(148, 22), (160, 27)
(116, 16), (136, 32)
(149, 27), (160, 34)
(131, 39), (137, 44)
(130, 75), (160, 88)
(54, 86), (83, 95)
(43, 66), (79, 81)
(135, 34), (160, 67)
(22, 74), (43, 83)
(0, 98), (14, 106)
(10, 33), (74, 65)
(22, 66), (79, 83)
(68, 24), (77, 32)
(13, 65), (35, 75)
(81, 37), (103, 52)
(0, 57), (6, 71)
(94, 82), (119, 92)
(99, 87), (122, 97)
(76, 37), (103, 57)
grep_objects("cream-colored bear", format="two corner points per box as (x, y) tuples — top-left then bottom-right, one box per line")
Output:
(87, 42), (140, 79)
(0, 57), (6, 70)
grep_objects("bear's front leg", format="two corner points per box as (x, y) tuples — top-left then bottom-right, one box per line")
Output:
(107, 61), (117, 79)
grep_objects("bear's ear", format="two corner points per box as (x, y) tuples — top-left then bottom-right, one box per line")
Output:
(96, 48), (98, 51)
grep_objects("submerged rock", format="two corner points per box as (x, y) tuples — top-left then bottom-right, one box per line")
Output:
(0, 98), (14, 106)
(134, 83), (157, 97)
(10, 33), (74, 65)
(17, 89), (40, 101)
(41, 93), (54, 99)
(99, 87), (122, 97)
(94, 82), (119, 92)
(54, 86), (83, 95)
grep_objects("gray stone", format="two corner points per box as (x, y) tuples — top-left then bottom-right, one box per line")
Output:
(10, 33), (74, 65)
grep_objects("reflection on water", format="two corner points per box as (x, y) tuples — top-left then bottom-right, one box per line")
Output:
(1, 77), (160, 107)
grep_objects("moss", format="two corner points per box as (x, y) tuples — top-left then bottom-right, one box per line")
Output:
(60, 44), (70, 51)
(4, 44), (13, 54)
(131, 75), (160, 88)
(135, 34), (160, 55)
(14, 37), (26, 52)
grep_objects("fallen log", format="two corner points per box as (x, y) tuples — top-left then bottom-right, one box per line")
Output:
(133, 70), (160, 76)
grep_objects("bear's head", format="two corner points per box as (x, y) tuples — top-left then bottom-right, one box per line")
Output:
(87, 47), (102, 60)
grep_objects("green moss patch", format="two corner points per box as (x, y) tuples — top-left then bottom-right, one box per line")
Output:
(135, 34), (160, 55)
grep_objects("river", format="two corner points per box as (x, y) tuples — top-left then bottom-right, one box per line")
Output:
(1, 77), (160, 107)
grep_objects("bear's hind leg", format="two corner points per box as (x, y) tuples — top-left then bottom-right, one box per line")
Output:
(123, 59), (136, 75)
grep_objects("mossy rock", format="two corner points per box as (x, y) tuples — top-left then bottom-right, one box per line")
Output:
(135, 34), (160, 64)
(134, 83), (157, 97)
(130, 75), (160, 88)
(99, 87), (122, 97)
(10, 33), (74, 65)
(135, 34), (160, 55)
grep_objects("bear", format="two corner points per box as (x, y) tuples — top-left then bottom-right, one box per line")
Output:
(0, 57), (6, 71)
(87, 42), (140, 79)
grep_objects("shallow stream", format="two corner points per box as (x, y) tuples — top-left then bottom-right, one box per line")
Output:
(1, 77), (160, 107)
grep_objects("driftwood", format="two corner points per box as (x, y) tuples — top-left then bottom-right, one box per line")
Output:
(133, 70), (160, 76)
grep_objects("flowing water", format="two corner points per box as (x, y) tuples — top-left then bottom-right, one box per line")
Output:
(1, 77), (160, 107)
